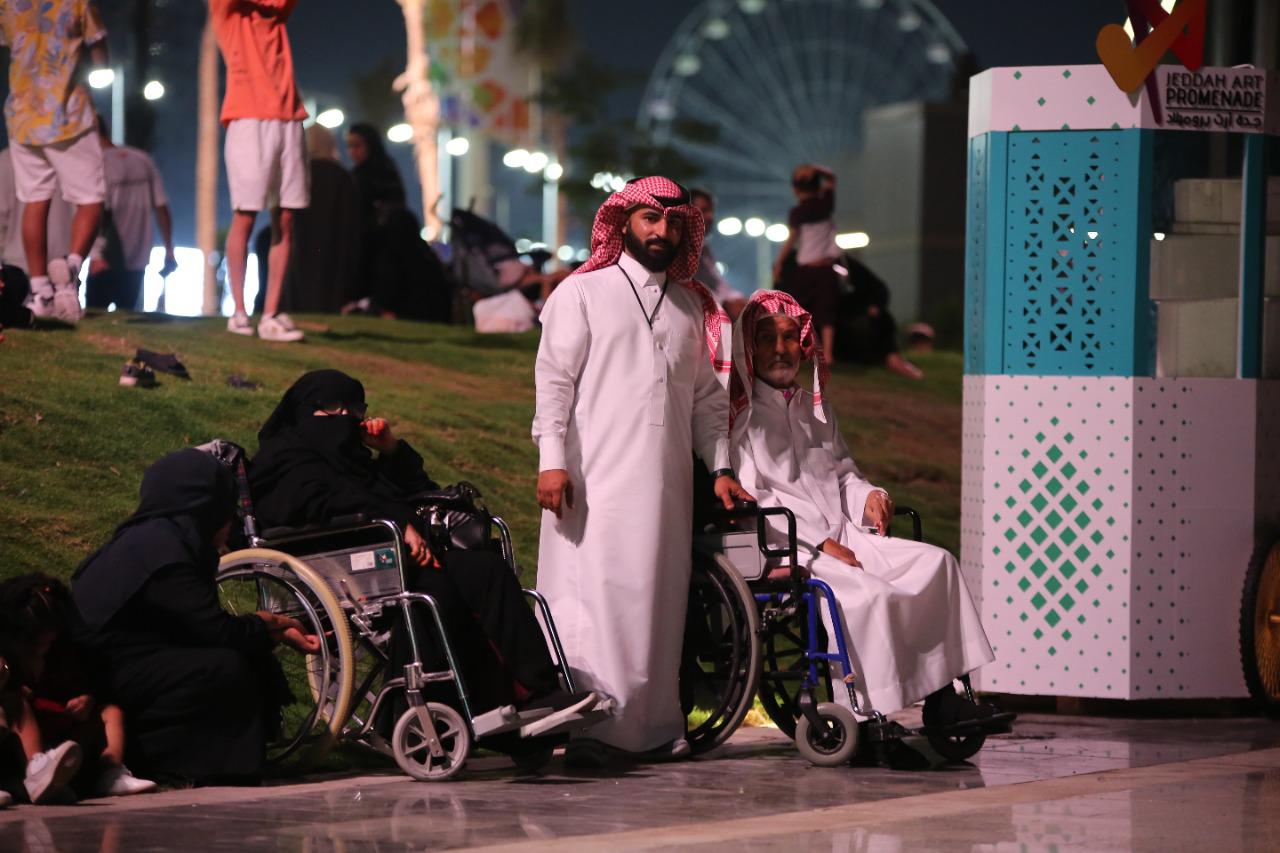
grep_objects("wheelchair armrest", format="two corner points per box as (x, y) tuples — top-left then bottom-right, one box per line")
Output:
(893, 506), (922, 542)
(259, 513), (369, 541)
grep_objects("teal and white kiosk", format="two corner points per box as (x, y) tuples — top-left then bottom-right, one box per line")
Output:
(962, 64), (1280, 705)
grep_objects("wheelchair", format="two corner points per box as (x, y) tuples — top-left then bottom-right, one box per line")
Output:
(681, 502), (1006, 767)
(201, 440), (609, 782)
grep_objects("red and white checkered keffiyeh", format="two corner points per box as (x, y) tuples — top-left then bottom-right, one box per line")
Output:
(572, 175), (729, 372)
(730, 289), (829, 433)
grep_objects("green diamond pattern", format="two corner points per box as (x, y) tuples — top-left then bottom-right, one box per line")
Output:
(998, 427), (1112, 649)
(1086, 95), (1095, 105)
(1063, 69), (1072, 78)
(1014, 70), (1023, 79)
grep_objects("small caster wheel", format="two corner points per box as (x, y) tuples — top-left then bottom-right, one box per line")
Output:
(926, 729), (986, 763)
(393, 703), (470, 781)
(794, 702), (860, 767)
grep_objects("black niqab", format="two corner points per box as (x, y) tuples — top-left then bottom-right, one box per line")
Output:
(73, 449), (235, 630)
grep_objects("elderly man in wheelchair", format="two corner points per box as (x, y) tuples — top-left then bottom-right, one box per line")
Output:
(683, 290), (1012, 767)
(210, 370), (609, 781)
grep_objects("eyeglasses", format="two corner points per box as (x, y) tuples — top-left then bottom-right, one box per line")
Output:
(315, 402), (368, 418)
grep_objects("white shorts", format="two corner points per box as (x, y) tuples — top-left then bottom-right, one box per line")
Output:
(224, 118), (309, 211)
(11, 130), (106, 205)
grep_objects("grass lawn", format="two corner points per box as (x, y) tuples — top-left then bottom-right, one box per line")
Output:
(0, 312), (963, 583)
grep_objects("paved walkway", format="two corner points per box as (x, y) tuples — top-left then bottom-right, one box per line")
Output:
(3, 714), (1279, 851)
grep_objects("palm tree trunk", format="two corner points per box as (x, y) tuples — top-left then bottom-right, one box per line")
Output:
(196, 8), (220, 315)
(396, 0), (442, 239)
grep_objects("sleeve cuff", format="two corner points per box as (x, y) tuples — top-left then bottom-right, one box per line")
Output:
(538, 437), (566, 472)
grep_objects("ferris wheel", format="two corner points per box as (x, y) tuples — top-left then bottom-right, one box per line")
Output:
(637, 0), (967, 288)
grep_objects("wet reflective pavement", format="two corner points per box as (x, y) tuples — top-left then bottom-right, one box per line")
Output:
(3, 713), (1279, 851)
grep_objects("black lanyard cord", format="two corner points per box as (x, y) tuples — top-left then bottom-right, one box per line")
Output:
(619, 266), (668, 331)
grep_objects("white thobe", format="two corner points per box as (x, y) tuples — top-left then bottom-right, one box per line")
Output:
(533, 251), (730, 752)
(733, 382), (994, 715)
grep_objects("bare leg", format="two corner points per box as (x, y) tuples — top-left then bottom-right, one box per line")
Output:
(21, 199), (51, 279)
(885, 351), (924, 380)
(68, 202), (103, 260)
(99, 704), (126, 767)
(15, 696), (42, 759)
(263, 207), (293, 316)
(820, 323), (835, 364)
(225, 210), (257, 316)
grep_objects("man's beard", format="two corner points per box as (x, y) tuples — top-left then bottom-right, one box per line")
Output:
(756, 359), (800, 389)
(623, 227), (677, 272)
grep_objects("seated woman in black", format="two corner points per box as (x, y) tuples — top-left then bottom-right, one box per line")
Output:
(247, 370), (571, 721)
(72, 450), (318, 785)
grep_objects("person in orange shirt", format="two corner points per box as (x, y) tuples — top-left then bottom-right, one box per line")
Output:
(211, 0), (308, 343)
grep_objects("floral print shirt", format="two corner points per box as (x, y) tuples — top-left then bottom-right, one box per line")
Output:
(1, 0), (107, 146)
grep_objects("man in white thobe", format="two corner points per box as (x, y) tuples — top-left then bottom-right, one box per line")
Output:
(533, 176), (751, 763)
(729, 290), (1005, 731)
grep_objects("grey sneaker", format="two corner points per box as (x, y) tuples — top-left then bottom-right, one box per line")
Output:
(24, 740), (82, 804)
(47, 257), (72, 288)
(227, 312), (254, 336)
(53, 287), (82, 324)
(258, 312), (304, 342)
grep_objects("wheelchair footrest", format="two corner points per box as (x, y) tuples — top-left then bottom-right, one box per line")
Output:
(472, 704), (554, 738)
(517, 696), (615, 740)
(917, 711), (1016, 738)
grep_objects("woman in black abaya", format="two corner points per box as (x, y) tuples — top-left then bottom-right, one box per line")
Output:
(247, 370), (566, 722)
(72, 450), (319, 784)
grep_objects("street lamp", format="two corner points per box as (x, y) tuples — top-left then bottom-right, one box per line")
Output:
(503, 148), (529, 168)
(316, 108), (345, 129)
(524, 151), (549, 173)
(544, 162), (564, 181)
(143, 80), (165, 101)
(445, 136), (470, 156)
(743, 217), (766, 237)
(765, 223), (789, 242)
(835, 231), (870, 250)
(386, 123), (413, 143)
(87, 68), (115, 89)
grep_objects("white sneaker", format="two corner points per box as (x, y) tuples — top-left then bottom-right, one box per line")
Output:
(93, 764), (157, 797)
(53, 287), (82, 324)
(257, 312), (305, 342)
(227, 312), (254, 336)
(24, 741), (82, 804)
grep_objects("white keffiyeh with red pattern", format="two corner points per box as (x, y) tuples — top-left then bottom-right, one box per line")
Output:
(730, 289), (830, 433)
(573, 176), (730, 373)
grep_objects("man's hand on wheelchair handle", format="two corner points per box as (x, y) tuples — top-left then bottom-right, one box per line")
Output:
(820, 538), (863, 568)
(862, 491), (894, 536)
(537, 469), (574, 518)
(714, 475), (755, 510)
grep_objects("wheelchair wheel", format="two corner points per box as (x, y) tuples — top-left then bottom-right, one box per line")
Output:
(794, 702), (859, 767)
(926, 729), (986, 763)
(393, 703), (470, 781)
(756, 600), (833, 739)
(1241, 533), (1280, 711)
(218, 549), (356, 765)
(681, 551), (761, 754)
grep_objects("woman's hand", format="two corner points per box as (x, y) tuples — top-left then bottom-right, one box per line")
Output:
(404, 525), (439, 569)
(361, 417), (399, 454)
(256, 611), (321, 655)
(280, 627), (321, 655)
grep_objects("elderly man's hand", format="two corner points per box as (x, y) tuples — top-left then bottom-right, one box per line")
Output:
(281, 627), (321, 655)
(537, 469), (574, 518)
(863, 491), (894, 536)
(820, 538), (862, 568)
(714, 475), (755, 510)
(404, 525), (439, 569)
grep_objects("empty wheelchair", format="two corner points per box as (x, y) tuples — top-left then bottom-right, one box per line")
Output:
(682, 502), (1006, 766)
(202, 439), (608, 781)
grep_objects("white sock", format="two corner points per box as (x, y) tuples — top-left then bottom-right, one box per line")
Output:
(30, 274), (52, 296)
(67, 253), (84, 278)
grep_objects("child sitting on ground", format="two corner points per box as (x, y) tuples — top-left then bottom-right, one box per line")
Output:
(0, 574), (156, 803)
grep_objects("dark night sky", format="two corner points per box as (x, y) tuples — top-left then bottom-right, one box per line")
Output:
(12, 0), (1133, 245)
